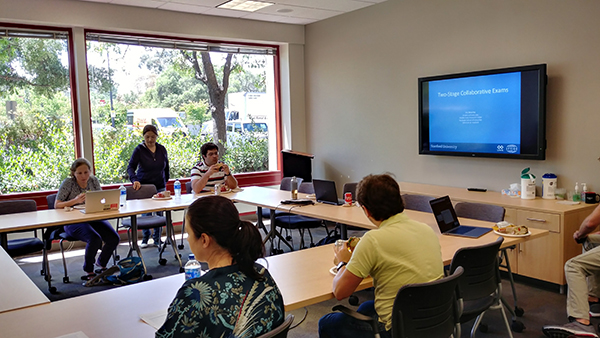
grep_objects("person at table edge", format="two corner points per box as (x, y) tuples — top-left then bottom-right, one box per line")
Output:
(190, 142), (237, 193)
(318, 173), (444, 338)
(543, 204), (600, 338)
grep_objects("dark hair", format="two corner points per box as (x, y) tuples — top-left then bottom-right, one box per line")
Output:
(201, 142), (219, 157)
(356, 173), (404, 221)
(142, 124), (158, 136)
(186, 195), (265, 280)
(69, 158), (92, 177)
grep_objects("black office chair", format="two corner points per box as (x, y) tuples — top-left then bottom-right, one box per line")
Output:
(453, 202), (523, 331)
(331, 267), (464, 338)
(0, 200), (45, 258)
(118, 185), (168, 262)
(45, 193), (83, 287)
(273, 181), (323, 251)
(449, 237), (514, 338)
(402, 194), (435, 213)
(256, 314), (295, 338)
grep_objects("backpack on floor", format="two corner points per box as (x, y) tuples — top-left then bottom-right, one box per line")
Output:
(316, 227), (341, 246)
(106, 256), (146, 285)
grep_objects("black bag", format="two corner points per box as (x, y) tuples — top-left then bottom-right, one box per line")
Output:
(316, 227), (341, 246)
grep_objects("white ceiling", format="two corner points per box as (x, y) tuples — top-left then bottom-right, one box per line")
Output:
(70, 0), (387, 25)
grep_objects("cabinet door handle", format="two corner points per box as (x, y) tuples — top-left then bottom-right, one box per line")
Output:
(526, 217), (547, 223)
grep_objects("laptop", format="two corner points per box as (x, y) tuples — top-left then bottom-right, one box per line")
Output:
(429, 195), (492, 238)
(78, 189), (120, 214)
(313, 179), (344, 205)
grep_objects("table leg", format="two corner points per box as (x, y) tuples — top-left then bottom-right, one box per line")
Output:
(130, 215), (148, 275)
(340, 224), (348, 240)
(165, 211), (183, 272)
(256, 207), (269, 236)
(1, 233), (7, 250)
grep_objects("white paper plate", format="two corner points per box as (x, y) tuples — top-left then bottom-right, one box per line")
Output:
(493, 229), (531, 238)
(152, 196), (172, 200)
(329, 266), (338, 276)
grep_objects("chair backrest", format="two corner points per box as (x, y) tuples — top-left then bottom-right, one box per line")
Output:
(298, 182), (314, 194)
(449, 237), (503, 301)
(342, 182), (358, 201)
(454, 202), (505, 223)
(280, 177), (303, 191)
(256, 314), (294, 338)
(402, 194), (435, 213)
(185, 181), (192, 194)
(46, 194), (58, 210)
(126, 184), (157, 200)
(392, 267), (464, 338)
(0, 200), (37, 215)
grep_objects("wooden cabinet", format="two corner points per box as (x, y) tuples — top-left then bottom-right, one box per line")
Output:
(400, 182), (597, 286)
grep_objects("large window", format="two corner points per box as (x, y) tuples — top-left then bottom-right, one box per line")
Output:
(0, 27), (76, 193)
(85, 32), (278, 185)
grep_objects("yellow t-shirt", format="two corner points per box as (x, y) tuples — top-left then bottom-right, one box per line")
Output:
(346, 213), (444, 331)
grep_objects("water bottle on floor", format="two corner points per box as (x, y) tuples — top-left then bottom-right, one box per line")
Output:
(119, 184), (127, 207)
(184, 254), (201, 280)
(174, 179), (181, 200)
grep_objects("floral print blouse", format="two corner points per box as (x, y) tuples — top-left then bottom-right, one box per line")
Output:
(156, 264), (284, 338)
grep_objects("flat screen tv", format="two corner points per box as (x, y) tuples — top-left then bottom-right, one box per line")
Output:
(418, 64), (547, 160)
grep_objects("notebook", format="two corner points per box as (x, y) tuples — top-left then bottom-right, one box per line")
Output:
(79, 189), (120, 214)
(313, 179), (344, 205)
(429, 195), (492, 238)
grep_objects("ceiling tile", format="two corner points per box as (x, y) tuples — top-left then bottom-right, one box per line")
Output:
(111, 0), (166, 8)
(158, 2), (212, 14)
(258, 4), (340, 20)
(274, 0), (371, 12)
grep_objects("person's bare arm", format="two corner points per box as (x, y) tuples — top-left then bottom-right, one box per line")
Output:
(332, 267), (363, 300)
(574, 204), (600, 240)
(222, 164), (238, 189)
(55, 193), (85, 209)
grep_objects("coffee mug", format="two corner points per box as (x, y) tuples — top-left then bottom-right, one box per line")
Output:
(584, 192), (600, 204)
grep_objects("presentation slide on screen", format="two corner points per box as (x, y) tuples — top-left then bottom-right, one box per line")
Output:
(428, 72), (521, 154)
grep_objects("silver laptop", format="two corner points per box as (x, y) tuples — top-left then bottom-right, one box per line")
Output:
(429, 195), (492, 238)
(79, 189), (120, 214)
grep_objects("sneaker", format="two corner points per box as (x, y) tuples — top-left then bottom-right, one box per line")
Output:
(150, 239), (163, 247)
(139, 242), (149, 248)
(542, 321), (598, 337)
(590, 303), (600, 318)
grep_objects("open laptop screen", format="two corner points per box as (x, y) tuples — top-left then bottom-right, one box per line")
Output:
(313, 179), (342, 205)
(429, 195), (461, 233)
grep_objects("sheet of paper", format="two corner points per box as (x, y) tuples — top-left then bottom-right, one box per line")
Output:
(140, 309), (168, 330)
(55, 332), (89, 338)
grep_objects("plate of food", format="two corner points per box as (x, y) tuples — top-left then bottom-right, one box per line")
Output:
(152, 192), (172, 200)
(493, 222), (530, 237)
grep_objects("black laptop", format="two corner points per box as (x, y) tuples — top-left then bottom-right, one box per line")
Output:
(429, 195), (492, 238)
(313, 179), (344, 205)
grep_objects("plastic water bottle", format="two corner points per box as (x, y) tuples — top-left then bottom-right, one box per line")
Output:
(291, 176), (298, 200)
(184, 254), (201, 280)
(119, 184), (127, 207)
(174, 179), (181, 200)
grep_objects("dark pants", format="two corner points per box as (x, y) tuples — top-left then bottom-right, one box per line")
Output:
(64, 220), (119, 273)
(318, 300), (391, 338)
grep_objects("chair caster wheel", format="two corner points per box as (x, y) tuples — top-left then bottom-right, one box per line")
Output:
(144, 274), (153, 281)
(310, 243), (316, 247)
(179, 267), (185, 273)
(178, 244), (184, 250)
(511, 320), (525, 332)
(159, 258), (167, 265)
(348, 295), (359, 306)
(285, 236), (292, 241)
(49, 286), (57, 294)
(514, 306), (524, 317)
(40, 269), (45, 276)
(63, 277), (70, 283)
(478, 323), (488, 333)
(115, 255), (121, 261)
(44, 275), (50, 282)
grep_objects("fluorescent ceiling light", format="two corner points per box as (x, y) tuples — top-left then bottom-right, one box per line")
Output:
(218, 0), (273, 12)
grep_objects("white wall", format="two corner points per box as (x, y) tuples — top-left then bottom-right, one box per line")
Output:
(304, 0), (600, 194)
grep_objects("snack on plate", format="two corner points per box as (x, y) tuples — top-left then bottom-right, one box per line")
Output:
(493, 222), (529, 235)
(347, 236), (361, 252)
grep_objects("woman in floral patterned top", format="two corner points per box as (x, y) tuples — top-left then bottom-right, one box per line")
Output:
(156, 195), (285, 338)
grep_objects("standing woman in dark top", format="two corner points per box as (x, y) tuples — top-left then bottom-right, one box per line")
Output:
(156, 195), (285, 338)
(127, 124), (170, 248)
